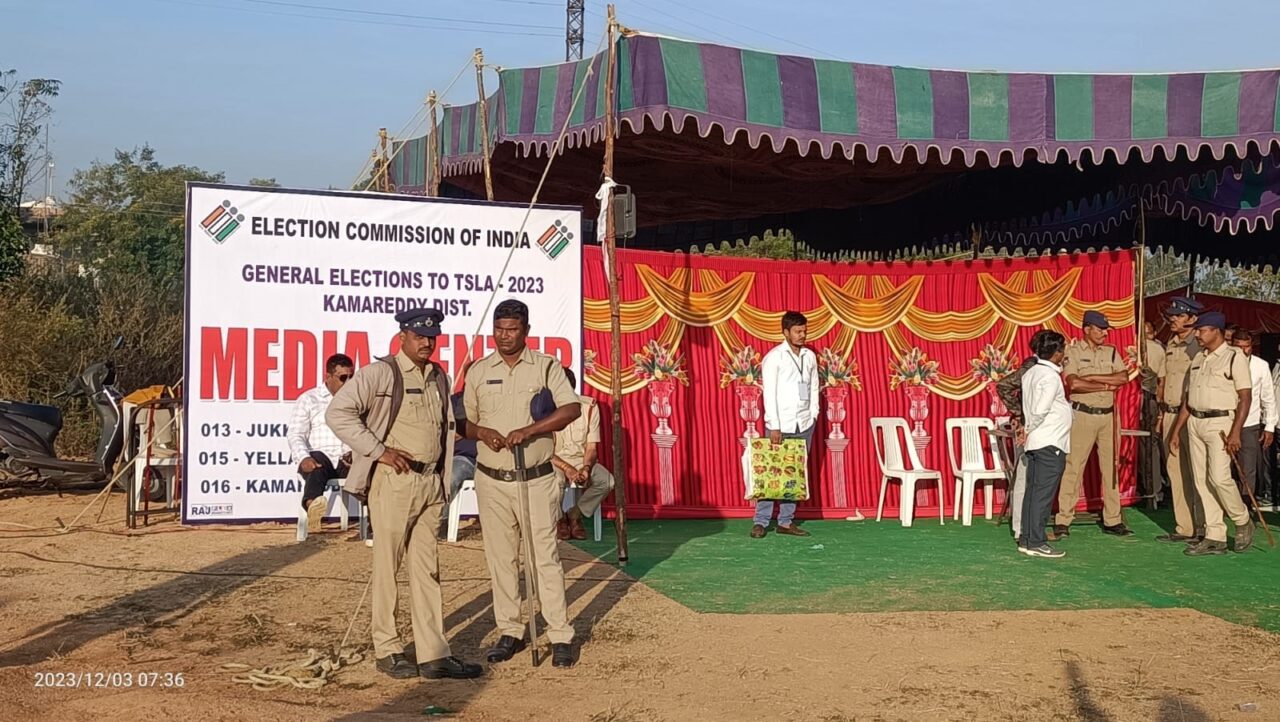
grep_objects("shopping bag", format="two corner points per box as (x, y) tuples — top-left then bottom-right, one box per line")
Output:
(744, 438), (809, 502)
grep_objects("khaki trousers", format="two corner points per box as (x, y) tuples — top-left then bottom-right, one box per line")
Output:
(476, 471), (573, 645)
(1162, 411), (1205, 536)
(556, 463), (615, 516)
(1187, 415), (1250, 542)
(369, 467), (450, 661)
(1056, 411), (1122, 527)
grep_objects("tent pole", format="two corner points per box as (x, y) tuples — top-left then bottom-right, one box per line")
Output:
(603, 4), (629, 565)
(426, 91), (439, 197)
(474, 48), (495, 201)
(1187, 253), (1198, 297)
(1137, 205), (1146, 368)
(378, 128), (390, 192)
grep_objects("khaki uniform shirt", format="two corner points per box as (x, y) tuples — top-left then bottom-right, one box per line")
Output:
(555, 395), (600, 468)
(384, 351), (444, 465)
(1187, 343), (1251, 414)
(1162, 333), (1200, 408)
(1063, 341), (1126, 408)
(464, 348), (579, 470)
(1144, 339), (1166, 379)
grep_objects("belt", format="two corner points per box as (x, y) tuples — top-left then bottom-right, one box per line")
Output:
(407, 460), (437, 475)
(1071, 401), (1114, 415)
(1158, 402), (1180, 414)
(1189, 408), (1231, 419)
(476, 461), (555, 482)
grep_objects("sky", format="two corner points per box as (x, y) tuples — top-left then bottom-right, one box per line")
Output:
(6, 0), (1280, 199)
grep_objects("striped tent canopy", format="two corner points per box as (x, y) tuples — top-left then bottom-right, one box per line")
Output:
(388, 32), (1280, 265)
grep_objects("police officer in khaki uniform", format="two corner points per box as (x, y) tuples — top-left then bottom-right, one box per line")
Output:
(464, 300), (582, 668)
(1169, 311), (1256, 555)
(1055, 310), (1132, 537)
(327, 308), (483, 681)
(1157, 296), (1206, 543)
(1139, 321), (1166, 503)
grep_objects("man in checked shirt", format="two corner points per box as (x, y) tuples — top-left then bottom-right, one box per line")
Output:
(288, 353), (354, 535)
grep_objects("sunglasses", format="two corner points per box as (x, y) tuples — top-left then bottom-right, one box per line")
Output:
(335, 373), (352, 383)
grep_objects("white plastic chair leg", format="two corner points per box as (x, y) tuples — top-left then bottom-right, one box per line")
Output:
(876, 475), (889, 522)
(339, 495), (349, 532)
(296, 509), (307, 542)
(939, 481), (947, 526)
(984, 480), (995, 520)
(593, 506), (603, 542)
(953, 478), (962, 521)
(900, 479), (916, 527)
(446, 494), (462, 543)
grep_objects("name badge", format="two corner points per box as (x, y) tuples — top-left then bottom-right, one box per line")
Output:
(486, 379), (503, 385)
(406, 388), (424, 395)
(797, 381), (810, 404)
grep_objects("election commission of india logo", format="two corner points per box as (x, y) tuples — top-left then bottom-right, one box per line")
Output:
(200, 200), (245, 243)
(536, 219), (572, 260)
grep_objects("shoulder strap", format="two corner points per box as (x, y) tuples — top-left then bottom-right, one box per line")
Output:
(378, 355), (404, 431)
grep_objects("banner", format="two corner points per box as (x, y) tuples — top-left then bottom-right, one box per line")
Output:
(183, 184), (582, 522)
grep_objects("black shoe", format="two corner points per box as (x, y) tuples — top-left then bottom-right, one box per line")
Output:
(1184, 539), (1228, 556)
(485, 635), (527, 664)
(420, 656), (483, 679)
(1156, 533), (1198, 543)
(1101, 524), (1134, 537)
(551, 643), (575, 668)
(375, 652), (418, 679)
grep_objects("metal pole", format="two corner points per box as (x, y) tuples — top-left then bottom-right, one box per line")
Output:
(377, 128), (390, 192)
(602, 4), (629, 566)
(1187, 252), (1198, 297)
(475, 48), (495, 201)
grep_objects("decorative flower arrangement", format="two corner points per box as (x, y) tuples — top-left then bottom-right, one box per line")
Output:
(888, 347), (939, 390)
(719, 345), (762, 388)
(969, 343), (1016, 383)
(632, 339), (689, 385)
(819, 348), (863, 391)
(583, 349), (598, 376)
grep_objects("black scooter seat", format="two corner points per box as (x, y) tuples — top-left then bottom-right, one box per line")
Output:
(0, 400), (61, 428)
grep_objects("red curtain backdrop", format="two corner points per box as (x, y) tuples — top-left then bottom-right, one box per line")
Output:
(582, 248), (1139, 520)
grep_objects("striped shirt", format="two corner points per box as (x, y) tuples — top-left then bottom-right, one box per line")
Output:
(287, 384), (349, 465)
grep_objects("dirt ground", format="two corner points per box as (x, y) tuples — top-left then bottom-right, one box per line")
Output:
(2, 491), (1278, 722)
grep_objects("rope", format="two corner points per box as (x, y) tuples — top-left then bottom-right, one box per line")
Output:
(220, 647), (366, 691)
(220, 578), (372, 691)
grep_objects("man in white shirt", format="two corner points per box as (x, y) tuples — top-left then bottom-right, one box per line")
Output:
(287, 353), (354, 534)
(1019, 331), (1071, 559)
(752, 311), (820, 538)
(1230, 328), (1276, 504)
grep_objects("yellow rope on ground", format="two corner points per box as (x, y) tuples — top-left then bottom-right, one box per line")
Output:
(220, 647), (365, 691)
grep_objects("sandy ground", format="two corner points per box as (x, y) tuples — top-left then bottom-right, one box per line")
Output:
(1, 490), (1278, 722)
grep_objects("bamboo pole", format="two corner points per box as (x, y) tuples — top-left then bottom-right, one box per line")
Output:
(428, 92), (441, 197)
(603, 4), (628, 565)
(377, 128), (390, 192)
(474, 48), (495, 201)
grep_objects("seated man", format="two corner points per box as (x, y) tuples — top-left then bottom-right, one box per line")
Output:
(552, 367), (615, 540)
(287, 353), (353, 535)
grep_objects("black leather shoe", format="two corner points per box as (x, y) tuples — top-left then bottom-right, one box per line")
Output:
(551, 643), (575, 668)
(375, 652), (418, 679)
(485, 635), (527, 664)
(1052, 524), (1070, 539)
(1101, 524), (1134, 537)
(420, 656), (483, 679)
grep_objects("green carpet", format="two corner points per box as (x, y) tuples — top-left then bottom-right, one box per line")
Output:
(574, 509), (1280, 632)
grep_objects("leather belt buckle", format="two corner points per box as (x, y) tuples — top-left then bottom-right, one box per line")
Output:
(498, 469), (519, 482)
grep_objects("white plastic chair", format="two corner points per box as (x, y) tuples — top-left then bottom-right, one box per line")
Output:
(562, 485), (604, 542)
(871, 417), (945, 527)
(445, 479), (480, 543)
(945, 417), (1008, 526)
(296, 477), (367, 542)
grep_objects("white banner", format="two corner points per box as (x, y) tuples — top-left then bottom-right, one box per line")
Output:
(183, 183), (582, 522)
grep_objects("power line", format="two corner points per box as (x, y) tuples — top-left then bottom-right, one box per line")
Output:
(148, 0), (562, 37)
(236, 0), (560, 30)
(645, 0), (838, 59)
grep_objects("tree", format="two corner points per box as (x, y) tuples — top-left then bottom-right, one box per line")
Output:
(0, 69), (60, 283)
(248, 177), (280, 187)
(55, 145), (222, 284)
(697, 229), (812, 260)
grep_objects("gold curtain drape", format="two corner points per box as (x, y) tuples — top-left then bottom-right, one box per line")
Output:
(582, 260), (1135, 398)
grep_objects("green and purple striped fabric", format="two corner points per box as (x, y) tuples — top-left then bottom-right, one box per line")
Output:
(390, 33), (1280, 190)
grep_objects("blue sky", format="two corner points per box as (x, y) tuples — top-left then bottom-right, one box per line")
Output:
(6, 0), (1280, 198)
